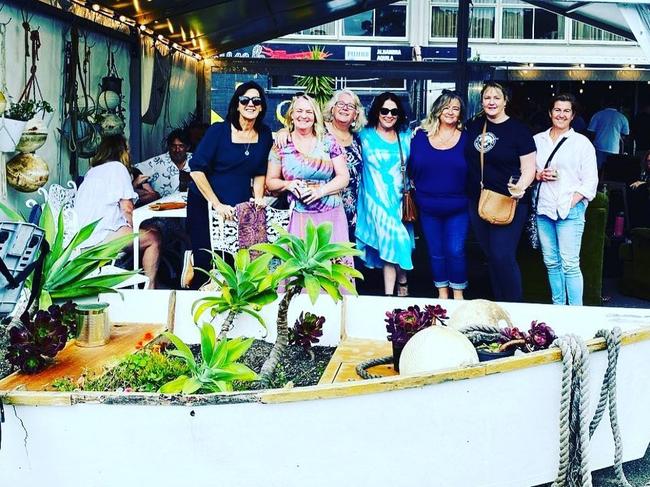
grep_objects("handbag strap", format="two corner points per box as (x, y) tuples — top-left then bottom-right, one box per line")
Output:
(396, 133), (408, 195)
(534, 136), (569, 207)
(479, 120), (487, 189)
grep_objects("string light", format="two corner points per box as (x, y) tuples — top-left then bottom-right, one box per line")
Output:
(79, 2), (201, 60)
(579, 88), (584, 94)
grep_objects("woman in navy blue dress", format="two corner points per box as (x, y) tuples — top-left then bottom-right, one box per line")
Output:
(186, 81), (273, 289)
(410, 91), (469, 300)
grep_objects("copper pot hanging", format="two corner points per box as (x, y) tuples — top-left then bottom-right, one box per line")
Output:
(6, 152), (49, 192)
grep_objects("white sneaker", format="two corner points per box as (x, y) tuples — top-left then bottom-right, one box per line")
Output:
(181, 250), (193, 288)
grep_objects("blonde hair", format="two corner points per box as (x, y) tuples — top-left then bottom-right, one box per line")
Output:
(91, 134), (131, 169)
(284, 94), (325, 140)
(420, 91), (465, 135)
(323, 89), (367, 133)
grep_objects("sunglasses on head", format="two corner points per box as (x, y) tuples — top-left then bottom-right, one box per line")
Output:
(379, 108), (399, 116)
(239, 95), (262, 106)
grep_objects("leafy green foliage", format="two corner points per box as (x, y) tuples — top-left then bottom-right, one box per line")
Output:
(253, 219), (362, 304)
(7, 99), (53, 121)
(159, 323), (257, 394)
(50, 348), (191, 393)
(0, 200), (137, 306)
(294, 46), (335, 108)
(289, 312), (324, 350)
(191, 249), (277, 332)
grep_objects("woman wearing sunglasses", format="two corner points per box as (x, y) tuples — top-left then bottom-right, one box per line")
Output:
(356, 92), (414, 296)
(266, 94), (352, 260)
(409, 90), (469, 300)
(186, 81), (273, 289)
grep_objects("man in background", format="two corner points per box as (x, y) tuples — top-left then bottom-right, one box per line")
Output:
(588, 102), (630, 171)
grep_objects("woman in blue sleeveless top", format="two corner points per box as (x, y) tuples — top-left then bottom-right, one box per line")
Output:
(410, 91), (469, 299)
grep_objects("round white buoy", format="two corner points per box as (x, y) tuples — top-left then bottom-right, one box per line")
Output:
(447, 299), (512, 331)
(6, 152), (49, 192)
(97, 90), (121, 110)
(399, 326), (478, 375)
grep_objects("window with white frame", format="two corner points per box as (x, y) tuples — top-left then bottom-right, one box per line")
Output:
(571, 20), (627, 42)
(501, 1), (565, 40)
(290, 22), (337, 37)
(342, 2), (408, 38)
(430, 0), (496, 40)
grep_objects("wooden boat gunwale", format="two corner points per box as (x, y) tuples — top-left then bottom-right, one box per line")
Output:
(2, 325), (649, 407)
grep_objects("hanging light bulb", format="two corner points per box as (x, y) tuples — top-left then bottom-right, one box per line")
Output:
(579, 88), (584, 94)
(91, 3), (100, 11)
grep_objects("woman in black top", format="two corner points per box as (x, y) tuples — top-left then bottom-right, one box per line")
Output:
(465, 82), (537, 302)
(186, 81), (273, 289)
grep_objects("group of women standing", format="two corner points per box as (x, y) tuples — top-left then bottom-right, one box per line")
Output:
(181, 80), (598, 305)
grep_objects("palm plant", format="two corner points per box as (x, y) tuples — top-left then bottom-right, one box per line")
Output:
(0, 200), (137, 308)
(252, 220), (362, 384)
(191, 249), (278, 340)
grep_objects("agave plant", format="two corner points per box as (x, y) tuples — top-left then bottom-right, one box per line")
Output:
(294, 46), (335, 108)
(252, 219), (362, 384)
(191, 249), (278, 340)
(0, 200), (137, 308)
(159, 323), (257, 394)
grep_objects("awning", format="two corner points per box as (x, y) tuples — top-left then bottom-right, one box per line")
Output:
(104, 0), (396, 58)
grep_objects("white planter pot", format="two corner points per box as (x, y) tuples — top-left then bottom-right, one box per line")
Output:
(0, 118), (28, 152)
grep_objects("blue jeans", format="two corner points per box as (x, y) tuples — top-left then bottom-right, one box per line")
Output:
(420, 210), (469, 289)
(537, 201), (587, 305)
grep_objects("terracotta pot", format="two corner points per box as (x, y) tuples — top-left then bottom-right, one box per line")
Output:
(6, 152), (49, 192)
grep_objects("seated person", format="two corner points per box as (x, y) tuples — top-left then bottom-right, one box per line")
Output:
(135, 129), (193, 197)
(75, 134), (161, 288)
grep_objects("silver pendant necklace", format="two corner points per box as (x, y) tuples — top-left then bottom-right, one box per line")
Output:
(244, 143), (251, 157)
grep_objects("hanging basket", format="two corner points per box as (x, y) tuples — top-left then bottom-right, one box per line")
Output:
(100, 113), (125, 136)
(97, 90), (121, 111)
(100, 75), (122, 95)
(0, 117), (28, 152)
(78, 124), (102, 159)
(6, 152), (49, 192)
(16, 118), (48, 153)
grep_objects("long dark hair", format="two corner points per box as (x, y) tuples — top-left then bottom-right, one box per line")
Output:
(226, 81), (268, 131)
(366, 91), (409, 133)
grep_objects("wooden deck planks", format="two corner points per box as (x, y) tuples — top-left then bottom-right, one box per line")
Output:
(0, 323), (164, 392)
(319, 337), (397, 384)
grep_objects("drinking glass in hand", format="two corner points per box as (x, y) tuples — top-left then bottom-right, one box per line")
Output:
(507, 175), (522, 197)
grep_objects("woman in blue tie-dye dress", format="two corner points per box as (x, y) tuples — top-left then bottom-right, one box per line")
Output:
(356, 92), (414, 296)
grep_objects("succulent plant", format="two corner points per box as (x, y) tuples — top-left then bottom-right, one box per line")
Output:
(6, 303), (75, 373)
(527, 321), (557, 351)
(386, 304), (448, 348)
(289, 312), (325, 350)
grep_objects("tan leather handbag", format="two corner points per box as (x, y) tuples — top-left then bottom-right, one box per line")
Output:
(477, 121), (516, 225)
(397, 134), (417, 223)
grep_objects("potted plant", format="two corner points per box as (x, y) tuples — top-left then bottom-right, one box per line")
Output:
(191, 249), (278, 340)
(252, 219), (361, 385)
(385, 304), (448, 372)
(471, 321), (557, 362)
(1, 99), (53, 153)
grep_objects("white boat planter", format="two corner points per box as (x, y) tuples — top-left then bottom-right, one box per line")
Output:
(0, 117), (27, 152)
(1, 291), (649, 487)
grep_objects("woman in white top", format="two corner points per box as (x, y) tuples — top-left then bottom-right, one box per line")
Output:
(75, 135), (161, 288)
(534, 93), (598, 305)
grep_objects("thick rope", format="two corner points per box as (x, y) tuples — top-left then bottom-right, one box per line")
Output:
(356, 356), (392, 380)
(552, 328), (633, 487)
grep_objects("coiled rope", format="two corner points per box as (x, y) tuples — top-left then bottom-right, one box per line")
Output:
(552, 327), (633, 487)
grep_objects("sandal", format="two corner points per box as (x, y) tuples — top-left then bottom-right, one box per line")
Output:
(397, 282), (409, 297)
